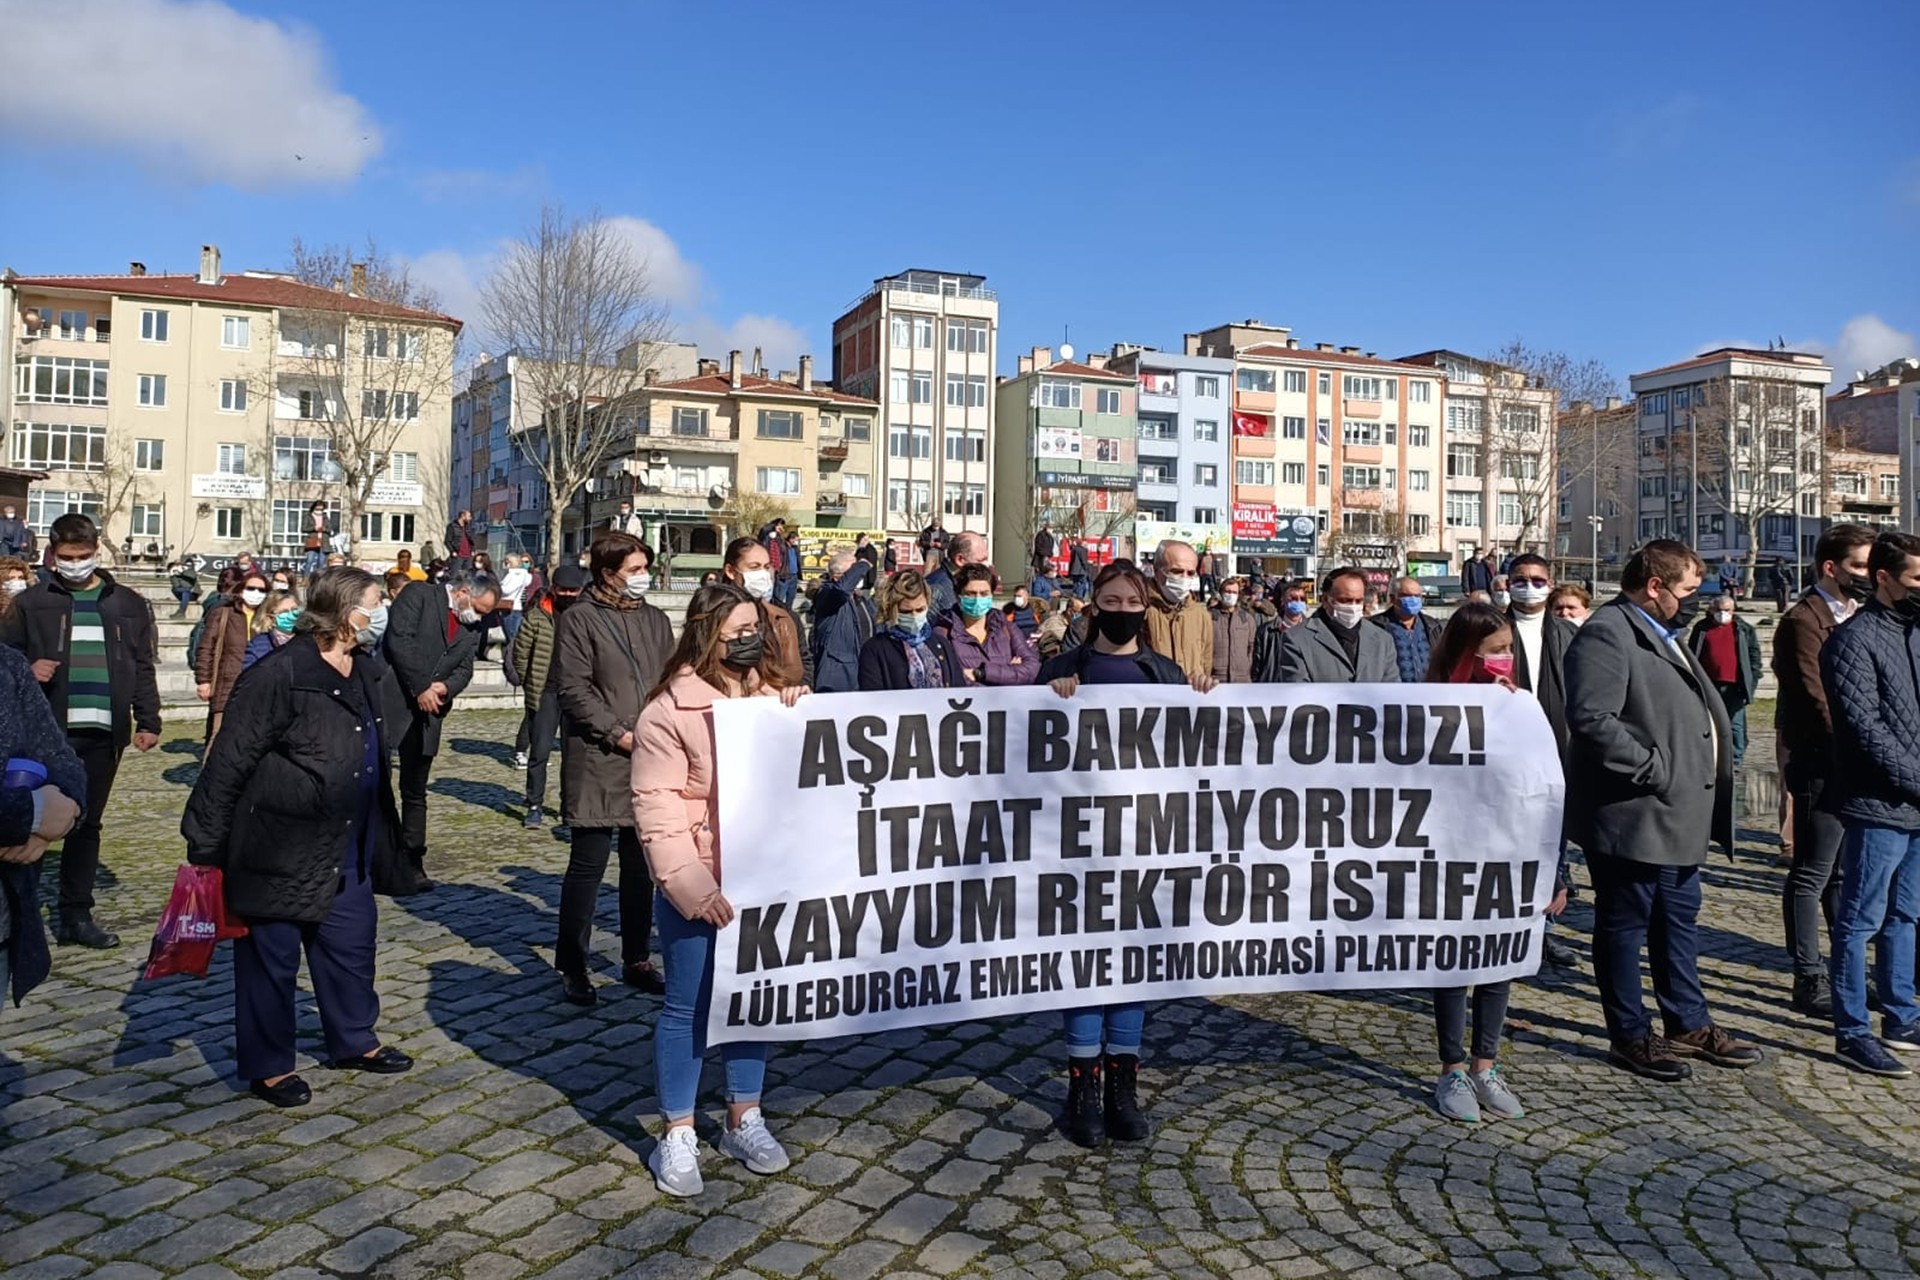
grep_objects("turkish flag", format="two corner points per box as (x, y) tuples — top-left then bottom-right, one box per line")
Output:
(1232, 412), (1269, 437)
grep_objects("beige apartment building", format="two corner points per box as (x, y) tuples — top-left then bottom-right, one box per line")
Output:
(1554, 396), (1637, 580)
(1827, 357), (1918, 530)
(583, 350), (878, 576)
(2, 247), (459, 567)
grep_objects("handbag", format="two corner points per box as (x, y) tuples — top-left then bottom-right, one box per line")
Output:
(143, 865), (247, 980)
(304, 533), (323, 550)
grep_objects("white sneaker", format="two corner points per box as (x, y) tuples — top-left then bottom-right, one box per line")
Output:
(513, 750), (529, 768)
(717, 1106), (790, 1174)
(1434, 1069), (1480, 1123)
(1469, 1065), (1525, 1119)
(649, 1126), (703, 1197)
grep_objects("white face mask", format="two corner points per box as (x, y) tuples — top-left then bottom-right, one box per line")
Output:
(356, 602), (389, 648)
(1492, 590), (1512, 608)
(55, 558), (96, 583)
(1161, 574), (1199, 603)
(1220, 593), (1239, 609)
(456, 605), (482, 625)
(741, 568), (775, 601)
(622, 573), (648, 599)
(240, 588), (267, 607)
(1510, 582), (1552, 606)
(2, 579), (25, 595)
(1329, 602), (1366, 629)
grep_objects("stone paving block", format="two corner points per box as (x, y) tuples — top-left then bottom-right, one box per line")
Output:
(468, 1190), (559, 1237)
(134, 1213), (263, 1269)
(871, 1193), (960, 1244)
(315, 1225), (414, 1274)
(225, 1222), (330, 1271)
(462, 1148), (572, 1196)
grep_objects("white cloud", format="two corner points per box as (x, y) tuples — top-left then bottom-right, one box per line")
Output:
(0, 0), (380, 188)
(403, 216), (811, 369)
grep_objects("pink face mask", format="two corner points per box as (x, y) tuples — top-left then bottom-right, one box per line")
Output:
(1478, 652), (1515, 682)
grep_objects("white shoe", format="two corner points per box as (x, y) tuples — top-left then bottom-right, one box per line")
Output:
(1434, 1069), (1480, 1123)
(717, 1106), (790, 1174)
(1469, 1065), (1525, 1119)
(513, 751), (529, 768)
(649, 1126), (703, 1197)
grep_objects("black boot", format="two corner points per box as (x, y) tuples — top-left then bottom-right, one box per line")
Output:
(1790, 973), (1833, 1017)
(1103, 1053), (1149, 1142)
(1064, 1059), (1105, 1148)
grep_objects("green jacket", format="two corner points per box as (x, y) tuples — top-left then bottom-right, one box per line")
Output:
(512, 601), (558, 713)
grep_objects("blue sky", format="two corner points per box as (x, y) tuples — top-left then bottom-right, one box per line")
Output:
(3, 0), (1916, 389)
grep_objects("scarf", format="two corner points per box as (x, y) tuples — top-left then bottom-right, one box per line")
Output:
(588, 581), (644, 612)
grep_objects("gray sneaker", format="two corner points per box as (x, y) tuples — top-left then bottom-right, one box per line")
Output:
(717, 1106), (790, 1174)
(1434, 1069), (1480, 1123)
(649, 1126), (703, 1197)
(1470, 1065), (1525, 1119)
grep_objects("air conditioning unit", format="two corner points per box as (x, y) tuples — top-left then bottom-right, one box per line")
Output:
(648, 451), (668, 465)
(709, 482), (732, 501)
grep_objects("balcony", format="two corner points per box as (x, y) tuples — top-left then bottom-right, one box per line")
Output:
(1343, 398), (1383, 420)
(817, 492), (849, 512)
(637, 422), (737, 453)
(818, 438), (849, 461)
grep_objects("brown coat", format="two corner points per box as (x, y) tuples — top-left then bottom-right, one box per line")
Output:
(194, 601), (255, 712)
(554, 592), (675, 828)
(1772, 589), (1845, 774)
(1145, 598), (1214, 682)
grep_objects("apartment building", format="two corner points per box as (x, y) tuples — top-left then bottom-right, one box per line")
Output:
(1104, 342), (1233, 543)
(990, 347), (1137, 578)
(581, 351), (878, 574)
(1628, 347), (1832, 567)
(1554, 396), (1637, 577)
(2, 246), (460, 567)
(1399, 351), (1558, 564)
(449, 342), (699, 559)
(1189, 321), (1446, 581)
(830, 269), (997, 557)
(1827, 357), (1918, 529)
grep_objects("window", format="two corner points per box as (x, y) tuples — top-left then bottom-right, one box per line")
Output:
(93, 314), (110, 341)
(295, 388), (329, 419)
(1499, 453), (1540, 481)
(1343, 419), (1383, 447)
(1409, 514), (1431, 537)
(1640, 476), (1668, 498)
(1194, 375), (1220, 398)
(1385, 422), (1397, 446)
(1234, 459), (1274, 487)
(1445, 491), (1484, 528)
(1282, 462), (1307, 485)
(140, 309), (169, 342)
(1096, 388), (1122, 415)
(1316, 418), (1331, 445)
(1446, 443), (1481, 479)
(912, 316), (933, 349)
(1342, 510), (1382, 535)
(1409, 469), (1431, 492)
(1235, 369), (1275, 394)
(1283, 370), (1307, 394)
(945, 320), (989, 353)
(966, 375), (988, 408)
(27, 490), (102, 534)
(1342, 375), (1385, 401)
(394, 330), (422, 361)
(274, 435), (341, 482)
(356, 512), (416, 544)
(1409, 423), (1430, 448)
(1501, 406), (1540, 435)
(11, 422), (107, 471)
(214, 507), (244, 540)
(134, 439), (164, 472)
(219, 379), (247, 412)
(1498, 494), (1523, 527)
(272, 499), (340, 545)
(941, 483), (985, 517)
(756, 467), (802, 495)
(887, 479), (932, 518)
(1282, 416), (1306, 440)
(1195, 463), (1219, 487)
(1139, 417), (1176, 441)
(52, 309), (85, 340)
(221, 315), (250, 349)
(1317, 372), (1331, 396)
(1194, 419), (1219, 442)
(910, 371), (932, 404)
(891, 316), (911, 348)
(666, 406), (707, 437)
(363, 327), (390, 358)
(1038, 379), (1080, 409)
(946, 374), (967, 407)
(1409, 381), (1433, 404)
(889, 423), (931, 458)
(1643, 392), (1668, 416)
(385, 451), (419, 482)
(843, 473), (871, 497)
(845, 417), (871, 441)
(1342, 465), (1382, 490)
(888, 372), (908, 403)
(944, 431), (985, 463)
(1881, 474), (1901, 500)
(757, 409), (804, 440)
(1385, 467), (1397, 489)
(1141, 462), (1173, 485)
(1446, 402), (1483, 433)
(128, 503), (163, 538)
(1317, 464), (1331, 487)
(361, 390), (419, 421)
(137, 374), (167, 407)
(217, 443), (248, 474)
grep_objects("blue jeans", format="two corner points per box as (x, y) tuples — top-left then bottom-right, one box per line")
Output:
(1587, 851), (1710, 1042)
(1830, 824), (1920, 1042)
(654, 891), (768, 1122)
(1716, 687), (1748, 766)
(303, 549), (324, 577)
(501, 610), (523, 648)
(1060, 1002), (1146, 1058)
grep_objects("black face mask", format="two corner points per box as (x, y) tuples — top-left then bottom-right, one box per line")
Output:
(1841, 571), (1875, 603)
(552, 592), (581, 611)
(723, 633), (764, 669)
(1667, 589), (1703, 630)
(1889, 591), (1920, 625)
(1093, 609), (1147, 645)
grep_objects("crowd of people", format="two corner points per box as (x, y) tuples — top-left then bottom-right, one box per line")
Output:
(1, 509), (1918, 1197)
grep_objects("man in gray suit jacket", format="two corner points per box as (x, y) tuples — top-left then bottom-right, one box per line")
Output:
(1270, 566), (1400, 684)
(1565, 540), (1759, 1083)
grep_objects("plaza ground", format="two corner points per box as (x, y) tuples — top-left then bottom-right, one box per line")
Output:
(2, 704), (1918, 1279)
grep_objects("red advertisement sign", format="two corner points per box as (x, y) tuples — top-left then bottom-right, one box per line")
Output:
(1231, 502), (1278, 540)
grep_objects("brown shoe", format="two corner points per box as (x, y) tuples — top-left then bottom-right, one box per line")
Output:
(1606, 1033), (1692, 1083)
(1667, 1023), (1762, 1069)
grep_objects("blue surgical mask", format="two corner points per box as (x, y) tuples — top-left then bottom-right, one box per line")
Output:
(958, 595), (994, 620)
(1399, 596), (1423, 615)
(1285, 600), (1306, 617)
(892, 610), (929, 640)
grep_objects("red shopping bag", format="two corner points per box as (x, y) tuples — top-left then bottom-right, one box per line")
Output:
(143, 865), (247, 981)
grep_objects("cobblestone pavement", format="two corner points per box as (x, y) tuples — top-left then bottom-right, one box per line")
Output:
(3, 705), (1918, 1279)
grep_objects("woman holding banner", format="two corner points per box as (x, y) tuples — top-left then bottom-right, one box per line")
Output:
(858, 570), (963, 691)
(939, 564), (1040, 686)
(1038, 561), (1217, 1147)
(1421, 603), (1561, 1123)
(632, 583), (808, 1197)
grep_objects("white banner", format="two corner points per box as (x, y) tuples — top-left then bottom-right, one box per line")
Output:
(707, 684), (1564, 1044)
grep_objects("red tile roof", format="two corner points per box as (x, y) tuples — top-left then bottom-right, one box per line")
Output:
(1037, 359), (1133, 382)
(650, 371), (876, 407)
(1238, 344), (1430, 372)
(7, 273), (460, 327)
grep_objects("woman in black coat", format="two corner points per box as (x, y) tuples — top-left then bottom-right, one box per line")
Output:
(858, 569), (962, 690)
(182, 566), (412, 1108)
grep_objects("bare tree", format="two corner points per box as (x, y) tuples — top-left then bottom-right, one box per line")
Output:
(87, 435), (142, 564)
(479, 205), (675, 571)
(719, 490), (795, 546)
(1481, 341), (1619, 554)
(280, 239), (459, 562)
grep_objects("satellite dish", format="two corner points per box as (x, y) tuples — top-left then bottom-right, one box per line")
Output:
(1059, 343), (1075, 363)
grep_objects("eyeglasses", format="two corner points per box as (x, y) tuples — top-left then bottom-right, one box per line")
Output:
(1513, 576), (1551, 588)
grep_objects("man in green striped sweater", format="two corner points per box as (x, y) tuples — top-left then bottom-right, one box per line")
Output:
(0, 514), (161, 948)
